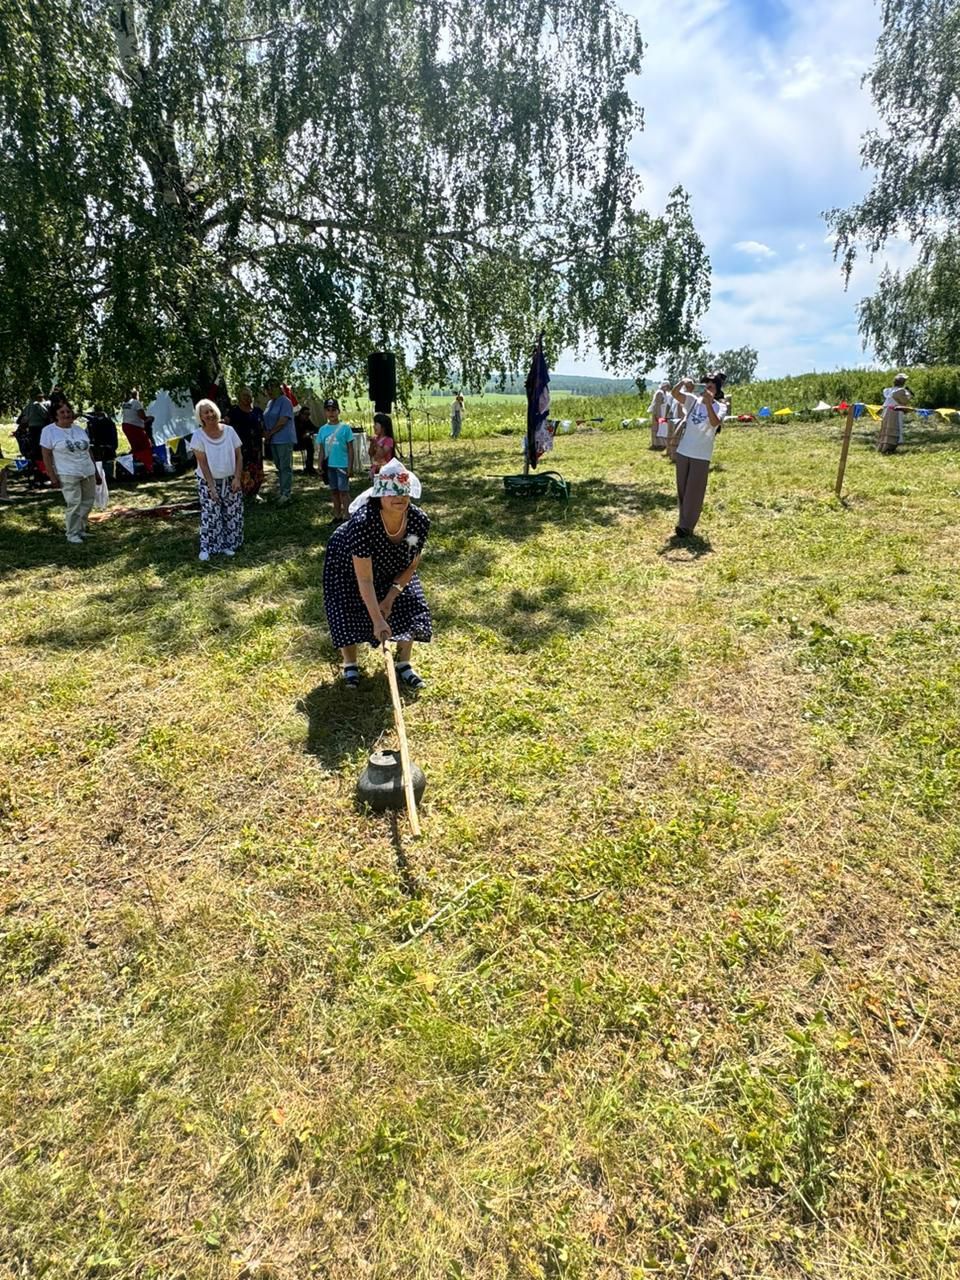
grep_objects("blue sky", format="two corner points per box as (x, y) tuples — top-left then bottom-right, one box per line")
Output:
(560, 0), (912, 380)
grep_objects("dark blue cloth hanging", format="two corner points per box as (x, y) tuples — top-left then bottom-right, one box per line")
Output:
(524, 333), (550, 470)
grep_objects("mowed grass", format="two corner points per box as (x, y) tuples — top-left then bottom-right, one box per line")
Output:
(2, 414), (960, 1279)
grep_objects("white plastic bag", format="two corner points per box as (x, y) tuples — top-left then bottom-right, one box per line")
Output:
(94, 467), (109, 511)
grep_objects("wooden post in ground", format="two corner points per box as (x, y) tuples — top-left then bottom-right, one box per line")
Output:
(835, 403), (856, 500)
(382, 643), (421, 836)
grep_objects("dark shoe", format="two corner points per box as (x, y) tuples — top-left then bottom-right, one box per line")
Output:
(675, 526), (691, 538)
(395, 663), (425, 690)
(342, 665), (360, 689)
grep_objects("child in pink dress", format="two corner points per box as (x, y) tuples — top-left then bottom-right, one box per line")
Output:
(368, 412), (397, 476)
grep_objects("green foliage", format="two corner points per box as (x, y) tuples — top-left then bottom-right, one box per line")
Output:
(859, 232), (960, 366)
(663, 343), (709, 384)
(725, 364), (960, 414)
(826, 0), (960, 362)
(713, 345), (759, 386)
(397, 363), (960, 439)
(0, 0), (709, 404)
(661, 344), (756, 385)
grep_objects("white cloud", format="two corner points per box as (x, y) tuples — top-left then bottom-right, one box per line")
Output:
(578, 0), (887, 377)
(700, 236), (918, 378)
(557, 0), (914, 380)
(734, 240), (776, 258)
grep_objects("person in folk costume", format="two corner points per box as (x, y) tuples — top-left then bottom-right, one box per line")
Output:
(648, 381), (672, 450)
(322, 458), (431, 691)
(878, 373), (911, 455)
(671, 370), (728, 538)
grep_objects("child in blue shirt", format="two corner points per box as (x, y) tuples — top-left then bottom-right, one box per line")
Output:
(317, 397), (355, 523)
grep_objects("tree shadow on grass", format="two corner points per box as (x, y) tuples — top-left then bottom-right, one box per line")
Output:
(433, 473), (676, 543)
(4, 473), (334, 650)
(7, 463), (678, 657)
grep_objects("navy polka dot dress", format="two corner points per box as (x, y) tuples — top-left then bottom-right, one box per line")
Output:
(323, 503), (432, 648)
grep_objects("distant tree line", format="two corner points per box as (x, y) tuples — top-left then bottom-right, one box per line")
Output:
(432, 374), (641, 397)
(663, 345), (758, 386)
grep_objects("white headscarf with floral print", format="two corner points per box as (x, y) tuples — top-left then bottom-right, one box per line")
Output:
(348, 457), (422, 513)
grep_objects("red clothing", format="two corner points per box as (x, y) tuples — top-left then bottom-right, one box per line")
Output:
(122, 423), (155, 473)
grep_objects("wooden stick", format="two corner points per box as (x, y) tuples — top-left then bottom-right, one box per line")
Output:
(382, 643), (421, 836)
(835, 403), (856, 499)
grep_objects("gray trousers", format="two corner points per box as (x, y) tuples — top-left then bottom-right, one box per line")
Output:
(675, 455), (710, 532)
(61, 473), (96, 539)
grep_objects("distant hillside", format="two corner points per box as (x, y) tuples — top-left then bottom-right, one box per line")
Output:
(431, 373), (641, 397)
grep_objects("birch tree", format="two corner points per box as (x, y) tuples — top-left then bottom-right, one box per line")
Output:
(826, 0), (960, 364)
(0, 0), (710, 401)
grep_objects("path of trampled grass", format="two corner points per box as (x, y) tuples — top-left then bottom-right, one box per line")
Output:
(2, 419), (960, 1278)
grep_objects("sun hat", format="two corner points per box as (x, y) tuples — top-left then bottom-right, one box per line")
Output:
(348, 458), (422, 513)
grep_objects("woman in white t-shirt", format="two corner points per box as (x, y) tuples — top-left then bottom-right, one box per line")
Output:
(671, 371), (727, 538)
(39, 401), (98, 544)
(189, 399), (243, 562)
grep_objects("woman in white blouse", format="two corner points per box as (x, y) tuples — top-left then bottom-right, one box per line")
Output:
(670, 371), (727, 538)
(39, 401), (98, 544)
(189, 399), (243, 562)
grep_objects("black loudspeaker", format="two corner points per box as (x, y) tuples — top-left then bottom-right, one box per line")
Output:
(367, 351), (397, 409)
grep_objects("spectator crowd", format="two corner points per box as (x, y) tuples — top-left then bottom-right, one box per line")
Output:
(4, 381), (411, 555)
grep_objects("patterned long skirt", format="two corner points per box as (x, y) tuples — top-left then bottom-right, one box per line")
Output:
(241, 455), (264, 498)
(197, 475), (244, 555)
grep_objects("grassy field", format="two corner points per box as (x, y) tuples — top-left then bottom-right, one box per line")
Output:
(2, 411), (960, 1279)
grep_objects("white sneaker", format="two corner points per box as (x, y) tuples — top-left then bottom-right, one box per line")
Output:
(66, 535), (84, 544)
(223, 549), (235, 557)
(198, 551), (210, 562)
